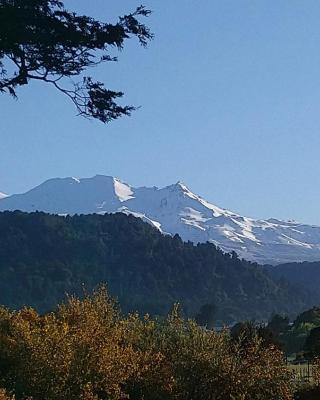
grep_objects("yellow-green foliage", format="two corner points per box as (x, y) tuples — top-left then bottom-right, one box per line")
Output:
(310, 358), (320, 386)
(0, 288), (294, 400)
(0, 389), (14, 400)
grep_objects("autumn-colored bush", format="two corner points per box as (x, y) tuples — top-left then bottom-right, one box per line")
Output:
(0, 288), (294, 400)
(0, 389), (14, 400)
(127, 305), (294, 400)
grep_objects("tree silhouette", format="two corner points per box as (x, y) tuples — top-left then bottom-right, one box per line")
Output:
(195, 303), (216, 329)
(0, 0), (153, 122)
(304, 326), (320, 359)
(268, 314), (290, 336)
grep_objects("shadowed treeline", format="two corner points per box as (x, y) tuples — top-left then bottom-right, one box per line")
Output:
(0, 211), (312, 322)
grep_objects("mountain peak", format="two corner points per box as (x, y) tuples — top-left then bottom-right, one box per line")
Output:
(1, 175), (320, 265)
(166, 181), (196, 197)
(175, 181), (190, 191)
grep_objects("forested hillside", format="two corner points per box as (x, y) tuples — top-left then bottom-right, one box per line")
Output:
(0, 211), (313, 322)
(266, 262), (320, 303)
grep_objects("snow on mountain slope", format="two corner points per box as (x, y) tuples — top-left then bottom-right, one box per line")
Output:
(0, 192), (8, 199)
(1, 175), (320, 265)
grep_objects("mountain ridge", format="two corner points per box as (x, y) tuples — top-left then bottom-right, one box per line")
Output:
(1, 175), (320, 265)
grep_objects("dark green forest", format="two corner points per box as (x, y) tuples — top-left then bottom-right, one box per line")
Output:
(265, 262), (320, 301)
(0, 211), (313, 322)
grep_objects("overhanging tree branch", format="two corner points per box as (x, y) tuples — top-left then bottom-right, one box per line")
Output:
(0, 0), (153, 123)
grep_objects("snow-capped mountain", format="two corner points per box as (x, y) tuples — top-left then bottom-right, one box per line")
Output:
(1, 175), (320, 265)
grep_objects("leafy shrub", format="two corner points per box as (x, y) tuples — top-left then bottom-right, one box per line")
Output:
(0, 288), (294, 400)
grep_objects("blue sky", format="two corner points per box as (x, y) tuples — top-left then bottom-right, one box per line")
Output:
(2, 0), (320, 224)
